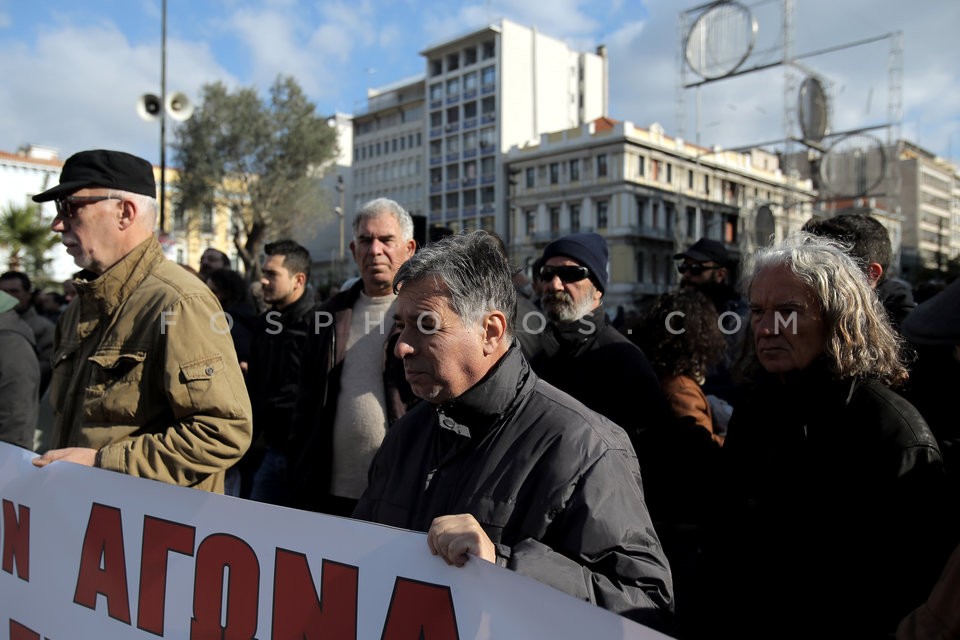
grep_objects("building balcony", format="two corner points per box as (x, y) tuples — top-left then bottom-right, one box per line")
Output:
(430, 99), (442, 110)
(446, 152), (460, 162)
(430, 156), (442, 166)
(463, 148), (477, 159)
(481, 113), (496, 124)
(430, 183), (442, 194)
(446, 180), (461, 191)
(480, 174), (496, 185)
(481, 84), (495, 95)
(462, 177), (477, 188)
(464, 89), (477, 100)
(464, 205), (477, 216)
(463, 118), (478, 129)
(479, 143), (496, 155)
(445, 123), (460, 133)
(447, 95), (459, 105)
(481, 204), (496, 214)
(430, 127), (443, 138)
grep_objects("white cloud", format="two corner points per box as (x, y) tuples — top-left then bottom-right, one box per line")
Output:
(0, 20), (234, 164)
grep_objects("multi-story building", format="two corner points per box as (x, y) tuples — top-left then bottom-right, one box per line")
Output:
(506, 119), (816, 310)
(898, 143), (959, 277)
(421, 19), (608, 238)
(808, 140), (960, 281)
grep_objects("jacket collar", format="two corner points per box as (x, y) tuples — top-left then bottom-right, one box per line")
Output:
(435, 345), (532, 442)
(543, 303), (607, 355)
(76, 236), (163, 317)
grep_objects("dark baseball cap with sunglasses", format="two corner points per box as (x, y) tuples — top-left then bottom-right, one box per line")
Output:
(674, 238), (729, 267)
(32, 149), (157, 205)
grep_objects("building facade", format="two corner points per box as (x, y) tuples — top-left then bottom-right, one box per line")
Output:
(506, 120), (816, 310)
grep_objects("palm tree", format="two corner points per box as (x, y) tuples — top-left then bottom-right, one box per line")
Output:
(0, 202), (57, 275)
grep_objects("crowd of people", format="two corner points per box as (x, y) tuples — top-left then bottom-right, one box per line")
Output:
(1, 147), (958, 639)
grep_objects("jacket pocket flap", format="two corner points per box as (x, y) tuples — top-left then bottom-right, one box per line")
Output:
(181, 355), (224, 381)
(89, 350), (148, 369)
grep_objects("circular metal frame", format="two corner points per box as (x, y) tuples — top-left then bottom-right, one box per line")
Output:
(819, 133), (887, 196)
(798, 76), (829, 142)
(684, 1), (758, 80)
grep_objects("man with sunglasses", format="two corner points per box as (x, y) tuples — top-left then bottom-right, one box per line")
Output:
(29, 149), (252, 493)
(525, 233), (668, 454)
(674, 237), (748, 413)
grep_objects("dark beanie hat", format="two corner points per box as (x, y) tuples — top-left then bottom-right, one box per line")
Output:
(542, 232), (609, 293)
(33, 149), (156, 202)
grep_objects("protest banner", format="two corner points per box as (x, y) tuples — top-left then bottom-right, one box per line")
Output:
(0, 442), (667, 639)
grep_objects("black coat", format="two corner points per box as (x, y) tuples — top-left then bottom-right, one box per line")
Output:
(354, 346), (674, 631)
(697, 366), (949, 638)
(245, 292), (315, 450)
(526, 304), (669, 445)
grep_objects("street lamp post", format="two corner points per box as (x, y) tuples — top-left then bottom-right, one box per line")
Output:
(335, 175), (345, 279)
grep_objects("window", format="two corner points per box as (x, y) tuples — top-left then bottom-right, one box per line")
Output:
(480, 186), (494, 204)
(465, 47), (478, 65)
(688, 169), (694, 189)
(430, 140), (442, 158)
(597, 154), (608, 177)
(430, 195), (442, 213)
(464, 189), (477, 206)
(430, 167), (442, 184)
(570, 204), (581, 231)
(481, 65), (495, 86)
(525, 167), (535, 188)
(481, 96), (495, 115)
(200, 207), (213, 233)
(479, 127), (496, 149)
(464, 72), (477, 91)
(480, 156), (495, 177)
(429, 59), (442, 76)
(429, 83), (443, 101)
(446, 106), (459, 125)
(446, 77), (459, 98)
(686, 206), (696, 237)
(482, 40), (495, 60)
(596, 201), (608, 229)
(446, 52), (459, 72)
(666, 163), (673, 184)
(446, 136), (460, 155)
(569, 159), (579, 181)
(703, 175), (710, 194)
(430, 111), (442, 128)
(463, 101), (477, 118)
(446, 164), (459, 181)
(446, 192), (459, 209)
(525, 210), (536, 235)
(550, 207), (560, 233)
(550, 163), (559, 185)
(464, 160), (477, 179)
(463, 130), (478, 150)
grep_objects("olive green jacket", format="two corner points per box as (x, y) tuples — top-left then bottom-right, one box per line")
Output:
(50, 236), (252, 493)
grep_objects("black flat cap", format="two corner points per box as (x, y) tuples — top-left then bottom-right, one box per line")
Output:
(33, 149), (156, 202)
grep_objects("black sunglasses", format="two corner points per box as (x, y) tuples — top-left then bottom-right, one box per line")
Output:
(540, 264), (590, 284)
(676, 263), (719, 276)
(54, 195), (123, 219)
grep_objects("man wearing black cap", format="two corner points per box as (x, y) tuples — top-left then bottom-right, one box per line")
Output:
(29, 149), (252, 493)
(525, 232), (668, 451)
(674, 237), (748, 409)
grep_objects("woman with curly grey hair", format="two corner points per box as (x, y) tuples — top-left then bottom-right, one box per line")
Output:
(693, 233), (949, 639)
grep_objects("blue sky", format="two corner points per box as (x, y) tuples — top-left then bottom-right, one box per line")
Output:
(1, 0), (957, 167)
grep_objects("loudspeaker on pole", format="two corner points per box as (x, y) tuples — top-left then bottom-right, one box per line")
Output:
(137, 94), (163, 122)
(165, 92), (194, 122)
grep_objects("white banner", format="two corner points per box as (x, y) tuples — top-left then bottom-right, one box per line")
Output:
(0, 442), (666, 639)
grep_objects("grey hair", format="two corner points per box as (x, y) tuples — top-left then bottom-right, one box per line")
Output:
(353, 198), (414, 242)
(393, 230), (516, 344)
(744, 232), (908, 386)
(110, 190), (158, 229)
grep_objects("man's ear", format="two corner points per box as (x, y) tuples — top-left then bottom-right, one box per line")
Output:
(118, 199), (137, 230)
(295, 272), (307, 289)
(866, 262), (883, 288)
(481, 310), (508, 355)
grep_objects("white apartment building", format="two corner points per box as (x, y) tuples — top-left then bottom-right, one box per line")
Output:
(898, 143), (959, 277)
(506, 120), (816, 310)
(351, 77), (425, 223)
(421, 19), (607, 238)
(347, 19), (608, 246)
(0, 146), (75, 282)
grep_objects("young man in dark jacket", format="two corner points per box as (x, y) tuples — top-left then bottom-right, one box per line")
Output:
(354, 231), (674, 632)
(245, 240), (314, 503)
